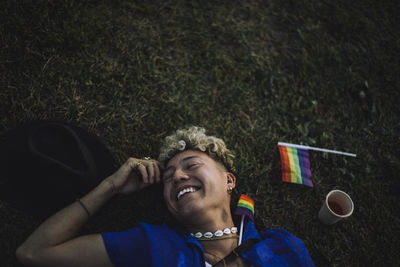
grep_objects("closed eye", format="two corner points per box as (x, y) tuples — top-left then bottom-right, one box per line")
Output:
(186, 163), (201, 170)
(162, 173), (173, 182)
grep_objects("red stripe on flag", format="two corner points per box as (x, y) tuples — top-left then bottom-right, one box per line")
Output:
(239, 194), (254, 205)
(279, 146), (291, 182)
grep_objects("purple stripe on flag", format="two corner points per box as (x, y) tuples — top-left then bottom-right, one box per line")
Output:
(234, 207), (254, 221)
(297, 149), (313, 187)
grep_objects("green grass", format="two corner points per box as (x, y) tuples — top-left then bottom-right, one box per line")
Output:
(1, 0), (399, 266)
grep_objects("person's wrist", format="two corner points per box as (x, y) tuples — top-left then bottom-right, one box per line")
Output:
(102, 178), (119, 196)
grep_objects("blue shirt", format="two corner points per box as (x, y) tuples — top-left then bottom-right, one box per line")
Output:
(102, 219), (315, 267)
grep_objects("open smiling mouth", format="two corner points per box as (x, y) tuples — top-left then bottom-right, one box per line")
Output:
(176, 186), (201, 201)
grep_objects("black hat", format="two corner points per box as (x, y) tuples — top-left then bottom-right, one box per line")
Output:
(0, 120), (117, 218)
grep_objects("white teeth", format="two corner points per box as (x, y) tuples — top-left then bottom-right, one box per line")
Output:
(177, 187), (198, 200)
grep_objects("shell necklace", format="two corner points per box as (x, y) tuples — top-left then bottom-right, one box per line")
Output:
(191, 227), (238, 241)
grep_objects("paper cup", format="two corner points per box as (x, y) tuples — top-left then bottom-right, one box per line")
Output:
(318, 190), (354, 225)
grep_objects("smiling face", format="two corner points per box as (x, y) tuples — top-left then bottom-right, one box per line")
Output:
(162, 150), (235, 224)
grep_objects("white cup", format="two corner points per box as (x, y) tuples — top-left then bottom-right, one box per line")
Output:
(318, 190), (354, 225)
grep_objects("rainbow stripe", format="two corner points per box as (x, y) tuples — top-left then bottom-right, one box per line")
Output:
(234, 194), (255, 221)
(278, 145), (313, 187)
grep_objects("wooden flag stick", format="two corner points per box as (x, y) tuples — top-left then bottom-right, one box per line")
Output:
(278, 142), (356, 157)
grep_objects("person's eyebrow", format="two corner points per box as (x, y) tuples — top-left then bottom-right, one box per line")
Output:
(163, 156), (202, 175)
(181, 156), (201, 163)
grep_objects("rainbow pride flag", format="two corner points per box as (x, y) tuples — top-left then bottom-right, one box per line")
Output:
(278, 144), (313, 187)
(234, 194), (255, 221)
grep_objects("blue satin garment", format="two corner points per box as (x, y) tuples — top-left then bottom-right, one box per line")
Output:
(101, 219), (315, 267)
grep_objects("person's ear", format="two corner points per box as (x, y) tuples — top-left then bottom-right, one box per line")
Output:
(226, 172), (236, 190)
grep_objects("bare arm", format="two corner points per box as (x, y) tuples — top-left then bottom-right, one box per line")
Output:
(16, 158), (162, 267)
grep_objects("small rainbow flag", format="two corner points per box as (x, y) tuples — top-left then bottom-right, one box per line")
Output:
(278, 144), (313, 187)
(234, 194), (255, 221)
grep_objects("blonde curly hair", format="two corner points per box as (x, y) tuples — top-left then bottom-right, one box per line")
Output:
(158, 126), (235, 172)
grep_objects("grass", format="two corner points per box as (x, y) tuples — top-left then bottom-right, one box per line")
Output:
(1, 0), (399, 266)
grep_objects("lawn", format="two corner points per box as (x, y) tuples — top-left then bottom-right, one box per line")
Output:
(1, 0), (399, 266)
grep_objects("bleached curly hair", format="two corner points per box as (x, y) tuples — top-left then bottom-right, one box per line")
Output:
(158, 126), (235, 172)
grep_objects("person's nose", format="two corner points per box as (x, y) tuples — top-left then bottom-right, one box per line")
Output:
(172, 168), (189, 184)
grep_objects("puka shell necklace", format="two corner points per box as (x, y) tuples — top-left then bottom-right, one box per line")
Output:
(191, 227), (238, 239)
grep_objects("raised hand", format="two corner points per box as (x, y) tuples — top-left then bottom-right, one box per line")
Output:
(106, 157), (163, 194)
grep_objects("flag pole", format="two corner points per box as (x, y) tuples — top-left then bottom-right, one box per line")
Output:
(238, 215), (244, 245)
(278, 142), (356, 157)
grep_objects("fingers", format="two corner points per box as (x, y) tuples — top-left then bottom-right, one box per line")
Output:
(130, 158), (163, 184)
(146, 162), (155, 183)
(136, 162), (148, 183)
(153, 162), (160, 183)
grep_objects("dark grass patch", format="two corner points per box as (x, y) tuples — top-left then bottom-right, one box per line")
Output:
(1, 0), (399, 266)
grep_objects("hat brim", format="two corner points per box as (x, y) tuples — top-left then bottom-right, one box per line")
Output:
(0, 120), (117, 218)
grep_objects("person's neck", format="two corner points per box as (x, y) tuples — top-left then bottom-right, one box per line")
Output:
(182, 211), (238, 264)
(183, 208), (235, 234)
